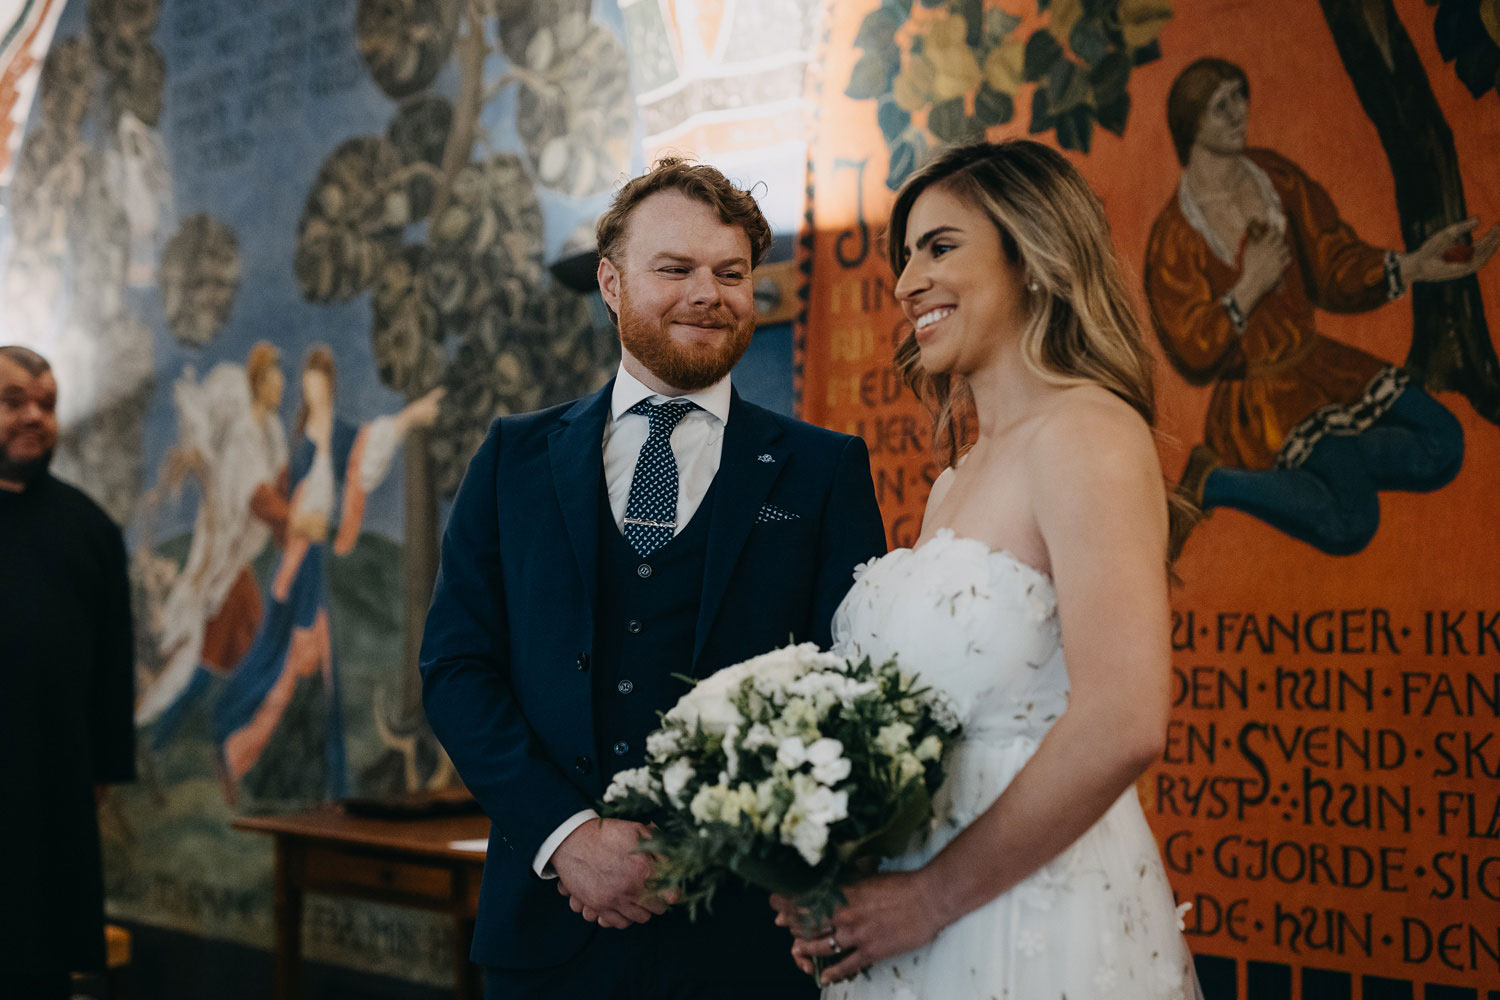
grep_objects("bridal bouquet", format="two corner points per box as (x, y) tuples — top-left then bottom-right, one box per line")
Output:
(600, 642), (961, 927)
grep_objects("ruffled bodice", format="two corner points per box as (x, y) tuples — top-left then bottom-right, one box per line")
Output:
(833, 530), (1065, 749)
(824, 530), (1200, 1000)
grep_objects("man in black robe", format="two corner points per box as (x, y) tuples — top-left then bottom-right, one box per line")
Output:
(0, 346), (135, 998)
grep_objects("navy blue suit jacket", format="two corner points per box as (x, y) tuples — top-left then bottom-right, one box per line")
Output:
(420, 380), (886, 969)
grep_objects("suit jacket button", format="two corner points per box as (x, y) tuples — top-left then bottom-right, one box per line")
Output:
(612, 741), (629, 757)
(576, 652), (590, 672)
(637, 563), (652, 579)
(574, 755), (592, 774)
(617, 679), (634, 695)
(626, 619), (642, 634)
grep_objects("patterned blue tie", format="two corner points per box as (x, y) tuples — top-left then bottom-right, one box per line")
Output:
(623, 399), (699, 557)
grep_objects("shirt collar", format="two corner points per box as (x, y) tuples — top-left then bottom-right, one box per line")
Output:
(610, 362), (732, 425)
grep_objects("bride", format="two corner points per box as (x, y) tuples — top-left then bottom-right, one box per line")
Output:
(774, 140), (1202, 998)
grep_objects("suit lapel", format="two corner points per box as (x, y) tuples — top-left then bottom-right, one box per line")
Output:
(548, 382), (613, 630)
(693, 391), (786, 671)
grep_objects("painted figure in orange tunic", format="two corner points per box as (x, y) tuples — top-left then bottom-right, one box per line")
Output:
(1145, 58), (1498, 556)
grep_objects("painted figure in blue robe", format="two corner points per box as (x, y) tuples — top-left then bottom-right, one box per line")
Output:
(212, 346), (441, 804)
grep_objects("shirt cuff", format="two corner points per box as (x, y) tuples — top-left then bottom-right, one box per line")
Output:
(532, 809), (599, 879)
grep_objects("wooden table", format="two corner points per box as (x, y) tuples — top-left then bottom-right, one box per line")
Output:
(232, 808), (489, 1000)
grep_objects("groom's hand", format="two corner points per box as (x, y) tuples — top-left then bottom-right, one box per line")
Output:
(551, 818), (668, 929)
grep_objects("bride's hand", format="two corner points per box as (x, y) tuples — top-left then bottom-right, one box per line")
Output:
(774, 871), (948, 984)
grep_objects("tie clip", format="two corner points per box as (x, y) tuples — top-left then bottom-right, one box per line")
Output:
(624, 516), (676, 530)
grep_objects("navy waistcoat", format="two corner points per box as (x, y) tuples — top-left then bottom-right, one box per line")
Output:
(591, 480), (716, 780)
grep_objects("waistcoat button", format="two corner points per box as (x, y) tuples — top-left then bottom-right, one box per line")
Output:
(637, 563), (652, 579)
(617, 679), (634, 695)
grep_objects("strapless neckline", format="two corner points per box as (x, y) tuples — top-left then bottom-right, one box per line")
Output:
(898, 528), (1055, 594)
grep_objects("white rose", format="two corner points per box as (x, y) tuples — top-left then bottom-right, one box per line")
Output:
(603, 766), (660, 804)
(645, 727), (682, 761)
(806, 737), (850, 785)
(690, 784), (728, 824)
(876, 722), (914, 756)
(914, 734), (943, 762)
(776, 736), (807, 770)
(663, 758), (695, 807)
(742, 722), (776, 751)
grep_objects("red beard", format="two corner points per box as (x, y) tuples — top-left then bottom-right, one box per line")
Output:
(616, 288), (754, 392)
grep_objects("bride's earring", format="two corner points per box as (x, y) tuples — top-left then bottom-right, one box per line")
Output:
(1026, 278), (1040, 293)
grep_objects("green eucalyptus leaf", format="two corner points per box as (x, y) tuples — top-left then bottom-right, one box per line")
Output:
(1096, 91), (1130, 136)
(1088, 50), (1131, 104)
(974, 82), (1014, 126)
(1055, 107), (1094, 152)
(1132, 39), (1162, 66)
(1023, 29), (1064, 82)
(927, 96), (976, 142)
(1029, 86), (1056, 133)
(955, 0), (983, 46)
(1069, 18), (1111, 66)
(847, 50), (898, 99)
(876, 95), (911, 142)
(886, 129), (926, 190)
(983, 8), (1022, 46)
(855, 6), (903, 52)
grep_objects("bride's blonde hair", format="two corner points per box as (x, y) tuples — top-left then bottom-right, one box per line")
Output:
(886, 139), (1193, 556)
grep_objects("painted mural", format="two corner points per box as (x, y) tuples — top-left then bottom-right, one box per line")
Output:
(0, 0), (647, 986)
(800, 0), (1500, 995)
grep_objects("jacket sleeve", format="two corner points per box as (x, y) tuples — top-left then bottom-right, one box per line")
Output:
(420, 420), (591, 863)
(808, 435), (887, 649)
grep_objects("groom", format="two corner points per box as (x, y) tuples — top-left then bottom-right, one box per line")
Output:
(420, 159), (887, 999)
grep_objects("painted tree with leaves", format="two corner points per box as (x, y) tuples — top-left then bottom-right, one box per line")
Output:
(293, 0), (626, 791)
(3, 0), (176, 524)
(847, 0), (1172, 189)
(1317, 0), (1500, 424)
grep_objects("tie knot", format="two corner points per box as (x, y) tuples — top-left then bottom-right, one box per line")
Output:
(629, 398), (698, 434)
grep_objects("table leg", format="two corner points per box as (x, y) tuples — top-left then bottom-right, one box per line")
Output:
(273, 840), (303, 1000)
(454, 916), (479, 1000)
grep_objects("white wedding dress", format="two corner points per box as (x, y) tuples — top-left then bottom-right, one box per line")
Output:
(825, 530), (1202, 1000)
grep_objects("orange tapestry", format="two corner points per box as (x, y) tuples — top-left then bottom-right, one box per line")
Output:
(798, 0), (1500, 995)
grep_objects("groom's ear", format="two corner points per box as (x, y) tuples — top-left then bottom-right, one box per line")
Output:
(597, 254), (623, 322)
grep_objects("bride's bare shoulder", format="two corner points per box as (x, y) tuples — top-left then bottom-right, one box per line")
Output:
(1024, 385), (1160, 493)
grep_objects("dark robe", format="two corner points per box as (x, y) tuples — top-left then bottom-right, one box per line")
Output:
(0, 472), (135, 990)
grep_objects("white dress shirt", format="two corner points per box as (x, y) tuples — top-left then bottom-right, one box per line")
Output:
(532, 363), (732, 877)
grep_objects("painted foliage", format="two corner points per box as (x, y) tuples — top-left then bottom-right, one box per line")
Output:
(801, 0), (1499, 993)
(0, 0), (637, 986)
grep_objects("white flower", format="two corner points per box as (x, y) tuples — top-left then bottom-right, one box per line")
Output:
(723, 721), (741, 779)
(1016, 929), (1045, 957)
(770, 697), (820, 740)
(806, 737), (850, 785)
(777, 736), (807, 770)
(645, 728), (682, 761)
(662, 758), (695, 807)
(666, 683), (742, 735)
(1092, 964), (1118, 990)
(876, 722), (914, 756)
(742, 722), (776, 751)
(778, 772), (849, 864)
(603, 766), (660, 805)
(926, 691), (962, 733)
(892, 752), (924, 785)
(690, 784), (728, 824)
(914, 734), (942, 762)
